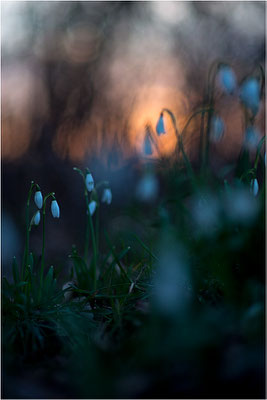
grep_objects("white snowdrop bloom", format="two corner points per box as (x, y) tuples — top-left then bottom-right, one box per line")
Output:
(250, 178), (259, 197)
(51, 200), (60, 218)
(101, 188), (112, 205)
(34, 191), (43, 209)
(85, 173), (94, 192)
(240, 78), (260, 115)
(33, 210), (41, 226)
(136, 172), (159, 202)
(156, 113), (166, 135)
(218, 65), (237, 94)
(210, 115), (224, 142)
(88, 200), (97, 216)
(244, 126), (260, 150)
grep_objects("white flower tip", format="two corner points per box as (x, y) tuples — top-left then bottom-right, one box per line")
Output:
(101, 188), (112, 205)
(88, 200), (97, 216)
(85, 173), (94, 192)
(210, 115), (224, 142)
(34, 191), (43, 209)
(156, 113), (166, 135)
(250, 179), (259, 197)
(51, 200), (60, 218)
(240, 78), (260, 115)
(33, 211), (41, 226)
(218, 65), (237, 94)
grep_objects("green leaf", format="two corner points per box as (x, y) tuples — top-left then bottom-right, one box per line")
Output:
(12, 256), (20, 284)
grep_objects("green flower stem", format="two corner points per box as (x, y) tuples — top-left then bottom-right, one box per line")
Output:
(96, 206), (100, 257)
(162, 108), (194, 179)
(202, 60), (224, 172)
(22, 181), (35, 281)
(39, 192), (55, 301)
(84, 189), (90, 262)
(181, 108), (212, 141)
(84, 190), (97, 290)
(254, 136), (266, 170)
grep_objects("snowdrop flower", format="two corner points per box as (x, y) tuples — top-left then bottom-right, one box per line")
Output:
(33, 211), (41, 226)
(250, 179), (259, 197)
(156, 113), (165, 135)
(34, 191), (43, 209)
(210, 115), (224, 142)
(218, 65), (237, 94)
(244, 126), (260, 150)
(101, 188), (112, 205)
(143, 134), (153, 155)
(51, 200), (60, 218)
(88, 200), (97, 216)
(240, 78), (260, 115)
(85, 173), (94, 192)
(136, 172), (159, 202)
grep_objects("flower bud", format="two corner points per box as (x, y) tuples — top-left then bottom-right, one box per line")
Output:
(51, 200), (60, 218)
(250, 178), (259, 197)
(85, 173), (94, 192)
(210, 115), (224, 142)
(218, 65), (237, 94)
(101, 188), (112, 205)
(240, 78), (260, 115)
(156, 113), (166, 135)
(33, 210), (41, 226)
(88, 200), (97, 216)
(34, 191), (43, 209)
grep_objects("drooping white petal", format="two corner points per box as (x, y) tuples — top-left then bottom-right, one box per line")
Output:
(101, 188), (112, 205)
(51, 200), (60, 218)
(156, 113), (166, 135)
(85, 173), (94, 192)
(210, 115), (224, 142)
(250, 179), (259, 197)
(33, 211), (41, 225)
(218, 65), (237, 94)
(34, 191), (43, 209)
(88, 200), (97, 216)
(240, 78), (260, 115)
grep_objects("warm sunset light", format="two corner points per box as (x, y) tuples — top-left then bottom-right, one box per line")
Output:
(2, 3), (265, 398)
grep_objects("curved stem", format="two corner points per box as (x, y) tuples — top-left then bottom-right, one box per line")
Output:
(202, 59), (226, 172)
(84, 190), (90, 262)
(22, 181), (35, 281)
(181, 108), (212, 141)
(162, 107), (180, 154)
(84, 186), (97, 290)
(162, 108), (194, 178)
(89, 210), (97, 291)
(39, 192), (55, 301)
(254, 136), (266, 170)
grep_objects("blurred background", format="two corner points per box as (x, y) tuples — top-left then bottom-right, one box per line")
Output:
(2, 1), (265, 276)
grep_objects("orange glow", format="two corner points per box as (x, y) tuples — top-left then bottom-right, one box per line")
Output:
(127, 83), (198, 158)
